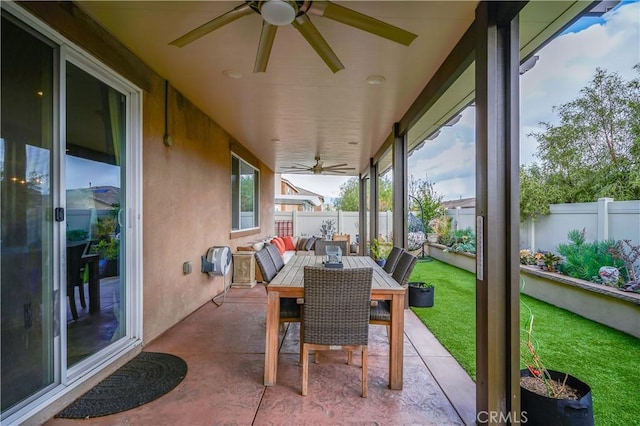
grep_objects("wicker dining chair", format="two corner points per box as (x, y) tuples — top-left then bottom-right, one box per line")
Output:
(255, 248), (301, 354)
(313, 239), (349, 256)
(370, 251), (417, 325)
(382, 246), (403, 274)
(301, 266), (373, 397)
(67, 242), (88, 321)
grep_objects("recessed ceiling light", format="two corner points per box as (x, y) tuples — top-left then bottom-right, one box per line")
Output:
(348, 141), (358, 145)
(366, 75), (385, 85)
(222, 69), (242, 79)
(270, 138), (280, 143)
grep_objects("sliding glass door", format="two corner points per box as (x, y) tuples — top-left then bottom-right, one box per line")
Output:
(64, 61), (126, 366)
(1, 15), (56, 413)
(1, 8), (140, 420)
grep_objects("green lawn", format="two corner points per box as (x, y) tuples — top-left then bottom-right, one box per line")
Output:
(409, 259), (640, 426)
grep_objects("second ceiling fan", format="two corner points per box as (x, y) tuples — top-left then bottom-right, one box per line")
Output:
(282, 156), (355, 175)
(170, 0), (417, 73)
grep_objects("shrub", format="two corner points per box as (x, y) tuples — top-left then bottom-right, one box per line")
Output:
(556, 230), (624, 284)
(429, 215), (451, 244)
(444, 227), (476, 254)
(520, 249), (537, 265)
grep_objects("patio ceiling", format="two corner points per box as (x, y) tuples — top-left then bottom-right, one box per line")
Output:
(75, 1), (478, 176)
(75, 1), (590, 178)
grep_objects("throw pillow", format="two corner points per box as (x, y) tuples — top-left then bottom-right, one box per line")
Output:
(270, 238), (285, 255)
(304, 236), (317, 251)
(296, 237), (309, 251)
(282, 235), (296, 251)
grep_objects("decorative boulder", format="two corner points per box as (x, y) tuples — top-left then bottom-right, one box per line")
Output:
(598, 266), (619, 285)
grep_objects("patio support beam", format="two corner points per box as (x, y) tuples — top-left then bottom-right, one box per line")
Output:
(475, 1), (524, 424)
(359, 174), (368, 255)
(369, 159), (379, 248)
(392, 123), (408, 249)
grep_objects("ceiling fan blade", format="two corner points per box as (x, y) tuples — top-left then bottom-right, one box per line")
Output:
(292, 15), (344, 73)
(322, 163), (349, 168)
(254, 22), (278, 73)
(170, 3), (253, 47)
(322, 170), (347, 174)
(310, 2), (417, 46)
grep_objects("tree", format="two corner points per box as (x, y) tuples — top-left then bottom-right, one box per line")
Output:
(333, 176), (393, 211)
(408, 174), (444, 232)
(377, 177), (393, 211)
(333, 177), (359, 211)
(522, 65), (640, 220)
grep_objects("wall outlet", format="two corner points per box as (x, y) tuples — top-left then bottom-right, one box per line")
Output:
(183, 261), (192, 274)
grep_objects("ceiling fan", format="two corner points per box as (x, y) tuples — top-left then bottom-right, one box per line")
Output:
(282, 155), (355, 175)
(170, 0), (417, 73)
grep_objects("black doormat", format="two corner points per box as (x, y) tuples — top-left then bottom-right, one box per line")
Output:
(55, 352), (187, 419)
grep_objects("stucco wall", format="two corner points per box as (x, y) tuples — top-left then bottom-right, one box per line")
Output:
(142, 83), (275, 342)
(21, 1), (275, 344)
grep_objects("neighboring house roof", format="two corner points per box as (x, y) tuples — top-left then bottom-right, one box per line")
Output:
(279, 177), (325, 202)
(275, 194), (322, 207)
(442, 197), (475, 209)
(67, 186), (120, 210)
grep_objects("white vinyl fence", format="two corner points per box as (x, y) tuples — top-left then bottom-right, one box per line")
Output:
(275, 198), (639, 263)
(274, 210), (393, 242)
(445, 197), (640, 256)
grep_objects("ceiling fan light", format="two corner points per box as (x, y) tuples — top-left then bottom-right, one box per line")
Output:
(261, 0), (296, 26)
(366, 75), (385, 85)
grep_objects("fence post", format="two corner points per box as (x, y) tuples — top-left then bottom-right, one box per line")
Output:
(455, 206), (461, 232)
(527, 218), (535, 251)
(597, 197), (614, 241)
(337, 209), (344, 234)
(292, 210), (298, 236)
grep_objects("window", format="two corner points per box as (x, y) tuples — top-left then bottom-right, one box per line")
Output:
(231, 155), (259, 231)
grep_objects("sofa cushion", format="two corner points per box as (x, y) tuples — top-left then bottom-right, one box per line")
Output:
(282, 235), (296, 251)
(265, 244), (285, 271)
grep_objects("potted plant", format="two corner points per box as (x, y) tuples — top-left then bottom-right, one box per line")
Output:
(520, 290), (594, 425)
(408, 282), (434, 307)
(90, 206), (121, 277)
(90, 239), (120, 277)
(369, 238), (389, 266)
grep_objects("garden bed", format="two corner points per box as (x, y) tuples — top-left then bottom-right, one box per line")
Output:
(427, 243), (640, 338)
(427, 243), (476, 272)
(520, 265), (640, 338)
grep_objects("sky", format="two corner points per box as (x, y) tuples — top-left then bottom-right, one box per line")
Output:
(284, 0), (640, 202)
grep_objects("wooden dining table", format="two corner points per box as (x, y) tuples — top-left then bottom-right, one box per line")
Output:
(264, 255), (406, 390)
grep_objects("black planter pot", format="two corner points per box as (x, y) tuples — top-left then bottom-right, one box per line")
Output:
(99, 258), (120, 278)
(520, 369), (594, 426)
(408, 283), (434, 307)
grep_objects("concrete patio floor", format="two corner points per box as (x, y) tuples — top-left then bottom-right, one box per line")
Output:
(47, 285), (476, 425)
